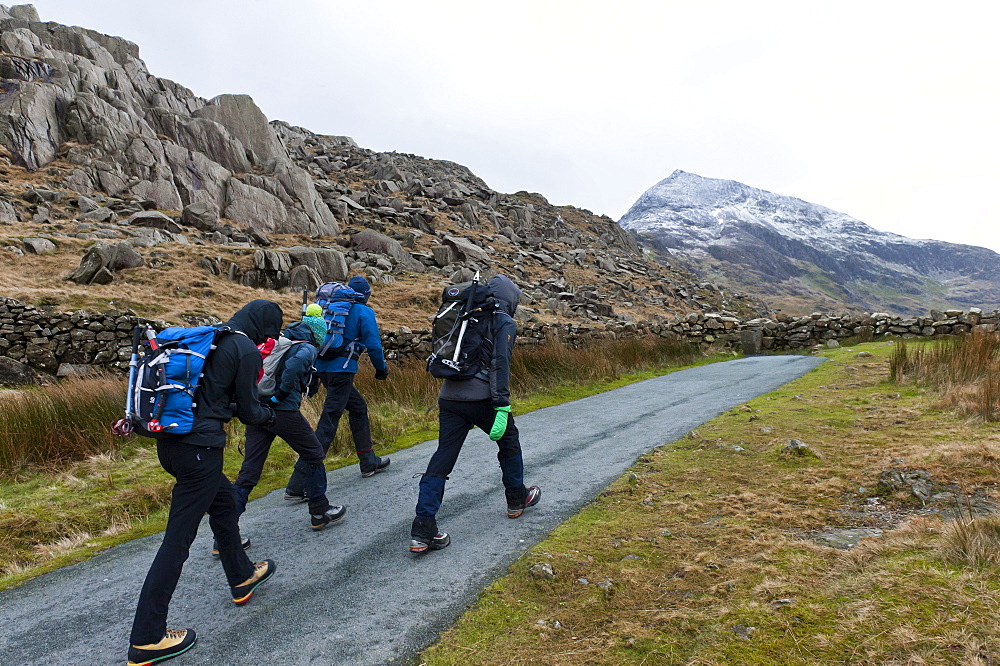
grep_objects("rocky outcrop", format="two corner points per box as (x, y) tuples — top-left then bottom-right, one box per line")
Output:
(0, 6), (338, 236)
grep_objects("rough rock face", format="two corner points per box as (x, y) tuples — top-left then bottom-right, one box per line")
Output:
(0, 5), (769, 327)
(0, 5), (338, 236)
(620, 170), (1000, 316)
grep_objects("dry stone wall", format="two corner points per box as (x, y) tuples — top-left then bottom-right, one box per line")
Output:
(2, 297), (998, 382)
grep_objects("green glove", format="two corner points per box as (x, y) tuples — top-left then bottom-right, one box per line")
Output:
(489, 405), (511, 441)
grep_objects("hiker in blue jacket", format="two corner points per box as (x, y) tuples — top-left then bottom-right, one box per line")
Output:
(285, 276), (390, 496)
(233, 317), (346, 531)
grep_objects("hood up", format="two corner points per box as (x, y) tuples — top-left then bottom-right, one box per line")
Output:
(488, 275), (521, 317)
(227, 299), (283, 344)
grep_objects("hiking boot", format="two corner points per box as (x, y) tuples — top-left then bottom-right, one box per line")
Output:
(211, 536), (251, 558)
(360, 455), (390, 478)
(231, 560), (276, 605)
(310, 505), (347, 531)
(507, 486), (541, 519)
(409, 532), (451, 553)
(283, 489), (309, 503)
(127, 627), (197, 665)
(410, 515), (450, 553)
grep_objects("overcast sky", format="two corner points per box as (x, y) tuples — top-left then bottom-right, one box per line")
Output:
(27, 1), (1000, 252)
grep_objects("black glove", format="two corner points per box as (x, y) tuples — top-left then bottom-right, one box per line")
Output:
(375, 367), (389, 381)
(263, 407), (277, 429)
(306, 375), (321, 398)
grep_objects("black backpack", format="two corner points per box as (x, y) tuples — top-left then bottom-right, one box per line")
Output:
(426, 280), (499, 380)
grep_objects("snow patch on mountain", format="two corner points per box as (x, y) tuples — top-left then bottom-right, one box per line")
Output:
(619, 170), (920, 252)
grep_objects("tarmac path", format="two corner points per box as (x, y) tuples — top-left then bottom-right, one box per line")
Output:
(0, 354), (824, 665)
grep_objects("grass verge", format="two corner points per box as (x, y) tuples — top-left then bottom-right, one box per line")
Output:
(0, 337), (716, 591)
(422, 341), (1000, 665)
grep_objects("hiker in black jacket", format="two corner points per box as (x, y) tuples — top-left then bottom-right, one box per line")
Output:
(233, 318), (346, 531)
(409, 275), (541, 553)
(127, 300), (282, 666)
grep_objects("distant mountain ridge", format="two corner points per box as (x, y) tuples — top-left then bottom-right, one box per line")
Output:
(619, 170), (1000, 316)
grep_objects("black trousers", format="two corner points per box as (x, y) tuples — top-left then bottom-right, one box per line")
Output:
(415, 398), (525, 518)
(313, 371), (373, 453)
(235, 410), (330, 515)
(130, 440), (254, 645)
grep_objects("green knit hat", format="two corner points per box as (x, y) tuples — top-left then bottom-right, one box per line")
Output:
(303, 316), (328, 346)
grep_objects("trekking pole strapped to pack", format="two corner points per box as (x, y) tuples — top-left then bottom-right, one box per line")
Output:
(111, 325), (144, 436)
(129, 325), (234, 436)
(448, 270), (480, 369)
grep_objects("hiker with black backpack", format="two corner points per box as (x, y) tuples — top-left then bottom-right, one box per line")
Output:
(409, 274), (541, 553)
(125, 299), (282, 666)
(285, 276), (390, 497)
(232, 315), (347, 531)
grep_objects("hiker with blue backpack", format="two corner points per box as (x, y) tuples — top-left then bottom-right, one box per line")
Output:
(409, 274), (541, 553)
(124, 299), (282, 666)
(231, 314), (347, 531)
(285, 276), (390, 497)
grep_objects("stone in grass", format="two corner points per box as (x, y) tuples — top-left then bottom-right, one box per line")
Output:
(22, 237), (56, 254)
(529, 563), (555, 580)
(0, 356), (42, 386)
(733, 624), (756, 639)
(782, 439), (820, 458)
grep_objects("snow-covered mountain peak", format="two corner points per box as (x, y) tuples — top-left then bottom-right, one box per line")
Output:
(617, 172), (1000, 315)
(620, 171), (907, 249)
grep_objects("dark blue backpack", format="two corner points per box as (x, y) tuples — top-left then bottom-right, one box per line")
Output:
(315, 282), (363, 361)
(131, 325), (232, 435)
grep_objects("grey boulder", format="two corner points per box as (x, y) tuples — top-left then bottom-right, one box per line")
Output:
(21, 237), (55, 254)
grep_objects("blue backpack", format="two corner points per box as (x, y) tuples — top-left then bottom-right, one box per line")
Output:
(315, 282), (363, 361)
(130, 325), (233, 435)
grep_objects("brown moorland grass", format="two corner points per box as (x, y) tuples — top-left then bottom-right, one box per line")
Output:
(0, 374), (143, 474)
(423, 342), (1000, 665)
(891, 331), (1000, 422)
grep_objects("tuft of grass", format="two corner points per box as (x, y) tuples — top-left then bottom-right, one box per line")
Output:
(890, 332), (1000, 422)
(938, 498), (1000, 567)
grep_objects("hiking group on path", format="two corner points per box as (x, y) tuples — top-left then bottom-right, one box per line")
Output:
(120, 273), (541, 666)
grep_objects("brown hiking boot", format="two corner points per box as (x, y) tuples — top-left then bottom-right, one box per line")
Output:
(231, 560), (276, 605)
(127, 628), (197, 665)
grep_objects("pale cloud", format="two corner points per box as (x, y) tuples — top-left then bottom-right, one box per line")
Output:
(27, 1), (1000, 251)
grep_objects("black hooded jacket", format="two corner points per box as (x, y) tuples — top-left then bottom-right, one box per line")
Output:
(165, 300), (282, 446)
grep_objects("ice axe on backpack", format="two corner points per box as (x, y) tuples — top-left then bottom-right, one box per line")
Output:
(301, 289), (308, 317)
(111, 325), (144, 436)
(144, 325), (168, 432)
(447, 271), (480, 369)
